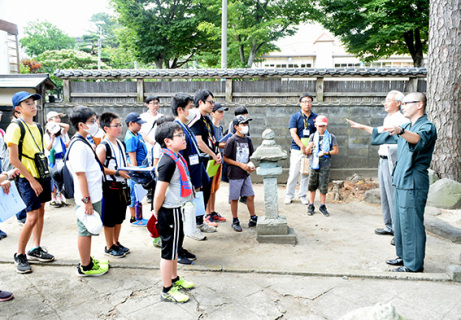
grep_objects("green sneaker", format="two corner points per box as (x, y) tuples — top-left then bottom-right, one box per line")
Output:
(174, 276), (194, 290)
(92, 257), (109, 266)
(161, 286), (189, 303)
(77, 262), (109, 277)
(153, 237), (162, 248)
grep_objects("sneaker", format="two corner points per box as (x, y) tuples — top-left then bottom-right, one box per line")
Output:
(17, 217), (26, 225)
(248, 216), (258, 228)
(299, 197), (309, 205)
(161, 286), (189, 303)
(60, 202), (70, 207)
(232, 220), (243, 232)
(130, 217), (136, 224)
(181, 249), (196, 261)
(0, 290), (14, 302)
(178, 256), (194, 265)
(49, 201), (62, 208)
(104, 245), (126, 258)
(14, 253), (32, 274)
(153, 237), (162, 247)
(319, 205), (330, 217)
(307, 204), (315, 216)
(205, 215), (218, 227)
(0, 229), (6, 240)
(187, 227), (207, 241)
(131, 218), (148, 227)
(198, 223), (217, 233)
(27, 247), (55, 262)
(117, 242), (130, 254)
(239, 196), (247, 204)
(284, 197), (292, 205)
(77, 262), (109, 277)
(173, 276), (194, 290)
(211, 211), (226, 222)
(92, 257), (109, 266)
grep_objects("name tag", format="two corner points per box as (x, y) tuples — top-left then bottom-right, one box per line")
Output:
(303, 129), (310, 137)
(189, 154), (199, 165)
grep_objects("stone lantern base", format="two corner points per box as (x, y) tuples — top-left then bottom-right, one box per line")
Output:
(256, 215), (297, 245)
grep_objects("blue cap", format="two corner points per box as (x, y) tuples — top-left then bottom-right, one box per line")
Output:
(125, 112), (147, 124)
(12, 91), (41, 108)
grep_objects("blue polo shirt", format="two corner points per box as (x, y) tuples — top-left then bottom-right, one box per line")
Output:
(289, 111), (318, 150)
(124, 130), (147, 165)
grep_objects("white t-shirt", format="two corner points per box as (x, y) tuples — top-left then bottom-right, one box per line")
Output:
(140, 111), (163, 150)
(99, 139), (127, 183)
(67, 138), (103, 206)
(44, 131), (69, 156)
(377, 111), (409, 157)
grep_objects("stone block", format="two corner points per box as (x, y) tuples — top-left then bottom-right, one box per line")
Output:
(256, 227), (297, 245)
(427, 178), (461, 209)
(339, 303), (409, 320)
(364, 188), (381, 205)
(428, 169), (439, 185)
(446, 265), (461, 282)
(256, 216), (289, 235)
(425, 216), (461, 244)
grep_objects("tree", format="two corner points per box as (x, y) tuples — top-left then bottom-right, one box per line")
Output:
(313, 0), (429, 67)
(198, 0), (312, 68)
(111, 0), (219, 69)
(79, 13), (120, 55)
(19, 21), (76, 57)
(427, 0), (461, 182)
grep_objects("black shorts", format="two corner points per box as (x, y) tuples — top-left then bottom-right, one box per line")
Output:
(102, 189), (128, 228)
(158, 206), (184, 260)
(17, 177), (52, 212)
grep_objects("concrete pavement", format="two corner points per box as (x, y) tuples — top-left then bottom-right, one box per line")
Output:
(1, 182), (461, 319)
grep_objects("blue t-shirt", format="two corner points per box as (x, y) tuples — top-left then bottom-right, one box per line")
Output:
(289, 111), (318, 150)
(124, 130), (147, 165)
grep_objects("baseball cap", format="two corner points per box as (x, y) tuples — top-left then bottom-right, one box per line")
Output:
(212, 102), (228, 112)
(125, 112), (147, 124)
(233, 115), (253, 127)
(315, 115), (328, 126)
(12, 91), (41, 108)
(47, 111), (66, 120)
(75, 207), (103, 235)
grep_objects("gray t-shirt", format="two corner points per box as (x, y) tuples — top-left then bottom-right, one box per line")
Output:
(308, 133), (337, 168)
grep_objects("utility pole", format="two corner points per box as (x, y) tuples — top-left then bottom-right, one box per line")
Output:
(221, 0), (227, 69)
(98, 28), (102, 70)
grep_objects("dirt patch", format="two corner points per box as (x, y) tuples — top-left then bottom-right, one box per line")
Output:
(328, 174), (379, 203)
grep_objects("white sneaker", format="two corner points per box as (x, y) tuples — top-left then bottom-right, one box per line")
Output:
(284, 197), (292, 205)
(187, 227), (207, 241)
(299, 197), (309, 205)
(198, 223), (217, 233)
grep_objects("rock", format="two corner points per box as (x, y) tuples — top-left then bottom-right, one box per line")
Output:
(427, 178), (461, 209)
(428, 169), (439, 184)
(446, 265), (461, 282)
(364, 188), (381, 205)
(339, 303), (408, 320)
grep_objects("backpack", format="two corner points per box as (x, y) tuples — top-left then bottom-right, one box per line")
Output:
(53, 136), (103, 199)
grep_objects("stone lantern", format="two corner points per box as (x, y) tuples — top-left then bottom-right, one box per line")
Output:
(250, 129), (297, 244)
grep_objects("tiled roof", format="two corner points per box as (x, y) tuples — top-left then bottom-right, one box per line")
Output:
(54, 68), (427, 79)
(0, 74), (57, 89)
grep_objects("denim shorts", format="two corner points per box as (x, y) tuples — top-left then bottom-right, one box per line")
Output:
(17, 177), (52, 212)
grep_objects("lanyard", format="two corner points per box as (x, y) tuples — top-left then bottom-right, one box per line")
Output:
(299, 111), (309, 130)
(177, 120), (201, 155)
(19, 118), (43, 152)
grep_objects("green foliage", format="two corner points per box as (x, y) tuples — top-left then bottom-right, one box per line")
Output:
(19, 21), (76, 57)
(313, 0), (429, 67)
(79, 12), (121, 56)
(36, 49), (109, 90)
(111, 0), (219, 69)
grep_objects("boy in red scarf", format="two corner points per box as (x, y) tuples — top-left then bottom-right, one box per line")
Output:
(153, 122), (195, 303)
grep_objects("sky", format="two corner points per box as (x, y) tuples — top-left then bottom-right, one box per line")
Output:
(1, 0), (113, 38)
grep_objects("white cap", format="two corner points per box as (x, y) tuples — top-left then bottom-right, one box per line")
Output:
(47, 111), (66, 120)
(75, 207), (103, 235)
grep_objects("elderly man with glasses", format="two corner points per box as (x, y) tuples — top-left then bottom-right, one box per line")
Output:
(347, 90), (409, 244)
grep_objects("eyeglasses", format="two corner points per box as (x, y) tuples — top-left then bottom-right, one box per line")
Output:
(381, 99), (396, 104)
(148, 101), (159, 105)
(205, 99), (215, 105)
(86, 120), (96, 124)
(173, 133), (186, 138)
(300, 100), (312, 104)
(110, 124), (123, 128)
(402, 101), (420, 106)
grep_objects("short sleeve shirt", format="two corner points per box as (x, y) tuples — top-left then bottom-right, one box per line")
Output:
(308, 133), (338, 168)
(224, 134), (254, 180)
(5, 120), (45, 178)
(189, 114), (217, 153)
(289, 111), (318, 150)
(124, 130), (148, 165)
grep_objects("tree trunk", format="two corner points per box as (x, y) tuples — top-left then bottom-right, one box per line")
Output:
(427, 0), (461, 182)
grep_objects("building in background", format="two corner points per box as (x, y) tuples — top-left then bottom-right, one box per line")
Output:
(0, 0), (20, 74)
(254, 23), (421, 69)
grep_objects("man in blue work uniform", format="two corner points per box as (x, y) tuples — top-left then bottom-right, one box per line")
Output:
(371, 92), (437, 272)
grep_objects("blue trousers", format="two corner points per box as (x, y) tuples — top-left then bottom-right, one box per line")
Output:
(393, 188), (428, 271)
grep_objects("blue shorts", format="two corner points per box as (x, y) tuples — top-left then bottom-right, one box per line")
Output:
(228, 176), (255, 201)
(17, 177), (52, 212)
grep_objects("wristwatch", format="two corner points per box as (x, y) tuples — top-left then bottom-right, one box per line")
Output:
(82, 196), (91, 204)
(397, 127), (406, 136)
